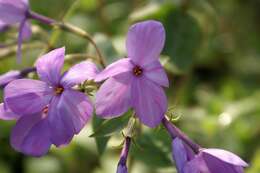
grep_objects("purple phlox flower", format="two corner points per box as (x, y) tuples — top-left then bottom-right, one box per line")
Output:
(172, 138), (248, 173)
(116, 137), (131, 173)
(95, 20), (169, 128)
(0, 0), (32, 61)
(0, 47), (98, 156)
(0, 70), (21, 88)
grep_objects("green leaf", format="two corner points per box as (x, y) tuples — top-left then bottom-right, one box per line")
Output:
(131, 130), (172, 168)
(92, 115), (110, 155)
(88, 34), (119, 65)
(163, 9), (201, 72)
(90, 112), (131, 138)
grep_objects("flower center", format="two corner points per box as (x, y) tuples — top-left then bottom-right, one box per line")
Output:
(55, 86), (64, 95)
(133, 66), (143, 76)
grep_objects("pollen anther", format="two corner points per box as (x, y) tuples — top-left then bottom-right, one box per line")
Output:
(55, 86), (64, 95)
(133, 66), (143, 76)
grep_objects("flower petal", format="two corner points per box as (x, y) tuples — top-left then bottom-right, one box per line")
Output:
(126, 20), (165, 66)
(0, 0), (28, 24)
(0, 103), (20, 120)
(95, 58), (133, 82)
(132, 77), (167, 127)
(117, 164), (128, 173)
(48, 90), (93, 147)
(203, 152), (245, 173)
(0, 70), (21, 88)
(184, 156), (210, 173)
(47, 96), (73, 147)
(21, 21), (32, 40)
(95, 73), (133, 118)
(143, 60), (169, 87)
(17, 20), (31, 62)
(10, 112), (51, 157)
(57, 90), (93, 134)
(202, 149), (248, 167)
(17, 18), (26, 62)
(4, 79), (53, 115)
(172, 138), (188, 173)
(61, 61), (99, 88)
(35, 47), (65, 85)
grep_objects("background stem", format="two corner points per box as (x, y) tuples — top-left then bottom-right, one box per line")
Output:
(28, 11), (106, 68)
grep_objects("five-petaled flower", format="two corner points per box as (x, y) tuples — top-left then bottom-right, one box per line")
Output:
(172, 138), (248, 173)
(0, 47), (98, 156)
(95, 20), (169, 128)
(0, 0), (32, 61)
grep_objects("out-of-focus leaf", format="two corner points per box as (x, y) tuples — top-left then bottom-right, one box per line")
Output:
(162, 9), (201, 72)
(92, 115), (110, 155)
(88, 34), (119, 65)
(30, 0), (75, 19)
(90, 112), (131, 138)
(131, 130), (172, 168)
(245, 148), (260, 173)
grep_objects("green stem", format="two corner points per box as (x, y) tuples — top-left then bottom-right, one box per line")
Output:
(28, 11), (106, 68)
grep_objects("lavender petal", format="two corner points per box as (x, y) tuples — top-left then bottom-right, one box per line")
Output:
(0, 103), (20, 120)
(95, 58), (133, 82)
(126, 20), (165, 66)
(36, 47), (65, 86)
(131, 77), (167, 128)
(10, 112), (51, 157)
(143, 60), (169, 87)
(4, 79), (53, 115)
(95, 72), (133, 118)
(61, 61), (99, 88)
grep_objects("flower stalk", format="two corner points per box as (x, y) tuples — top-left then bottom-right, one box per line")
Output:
(28, 11), (106, 68)
(162, 117), (201, 153)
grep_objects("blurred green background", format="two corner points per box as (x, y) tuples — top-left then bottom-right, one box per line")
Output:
(0, 0), (260, 172)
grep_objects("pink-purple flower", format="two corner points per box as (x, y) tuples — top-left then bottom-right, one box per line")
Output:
(95, 20), (168, 128)
(0, 47), (98, 156)
(0, 0), (32, 61)
(172, 138), (248, 173)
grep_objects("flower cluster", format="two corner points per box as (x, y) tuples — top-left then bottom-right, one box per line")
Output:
(0, 1), (248, 172)
(1, 47), (98, 156)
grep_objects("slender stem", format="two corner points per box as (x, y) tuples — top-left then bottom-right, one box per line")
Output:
(0, 42), (45, 60)
(26, 11), (55, 25)
(20, 67), (36, 76)
(28, 11), (106, 68)
(162, 117), (201, 153)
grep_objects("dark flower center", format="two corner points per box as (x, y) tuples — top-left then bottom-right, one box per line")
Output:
(133, 66), (143, 76)
(55, 86), (64, 95)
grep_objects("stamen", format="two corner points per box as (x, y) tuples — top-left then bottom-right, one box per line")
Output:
(43, 106), (49, 114)
(133, 66), (143, 76)
(55, 86), (64, 95)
